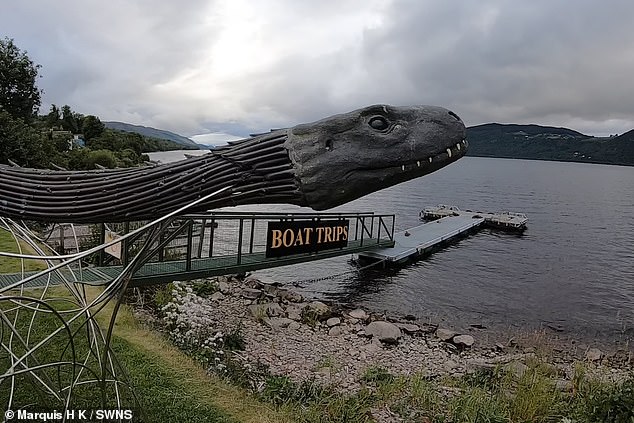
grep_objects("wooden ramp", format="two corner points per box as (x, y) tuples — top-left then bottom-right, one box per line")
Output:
(358, 215), (484, 263)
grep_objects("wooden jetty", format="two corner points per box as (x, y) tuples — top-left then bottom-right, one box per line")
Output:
(358, 215), (484, 264)
(358, 205), (527, 264)
(421, 205), (528, 230)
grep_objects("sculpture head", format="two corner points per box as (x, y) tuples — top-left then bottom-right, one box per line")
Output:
(286, 104), (467, 210)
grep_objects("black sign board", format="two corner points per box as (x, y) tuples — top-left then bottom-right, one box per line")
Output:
(265, 219), (350, 258)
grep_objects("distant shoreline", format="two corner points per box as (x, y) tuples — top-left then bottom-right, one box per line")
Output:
(464, 154), (634, 167)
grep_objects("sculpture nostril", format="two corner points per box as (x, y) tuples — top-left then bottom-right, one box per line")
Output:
(448, 111), (461, 121)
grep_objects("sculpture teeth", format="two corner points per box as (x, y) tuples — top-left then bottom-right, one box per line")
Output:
(417, 161), (420, 167)
(447, 148), (452, 158)
(401, 165), (405, 171)
(429, 157), (432, 163)
(456, 143), (461, 151)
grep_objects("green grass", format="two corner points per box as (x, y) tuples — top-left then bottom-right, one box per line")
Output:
(350, 364), (634, 423)
(0, 288), (291, 423)
(0, 228), (46, 273)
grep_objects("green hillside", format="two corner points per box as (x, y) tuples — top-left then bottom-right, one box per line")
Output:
(466, 123), (633, 166)
(105, 121), (199, 149)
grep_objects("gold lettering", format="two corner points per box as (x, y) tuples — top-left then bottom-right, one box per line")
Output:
(342, 226), (348, 241)
(303, 227), (313, 244)
(294, 229), (304, 246)
(324, 226), (333, 242)
(282, 229), (294, 247)
(335, 226), (344, 241)
(271, 230), (283, 248)
(316, 227), (325, 243)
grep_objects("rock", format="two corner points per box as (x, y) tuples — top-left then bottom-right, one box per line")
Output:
(285, 304), (303, 321)
(585, 348), (603, 362)
(419, 323), (438, 334)
(261, 283), (280, 297)
(278, 289), (303, 303)
(329, 326), (344, 336)
(288, 321), (301, 331)
(504, 361), (528, 379)
(365, 321), (401, 344)
(217, 281), (230, 294)
(244, 277), (263, 288)
(266, 302), (285, 317)
(241, 288), (262, 300)
(306, 301), (331, 320)
(326, 317), (341, 327)
(436, 328), (458, 342)
(452, 334), (475, 348)
(467, 359), (495, 372)
(395, 322), (421, 335)
(210, 292), (225, 301)
(348, 309), (369, 321)
(555, 379), (572, 392)
(266, 317), (294, 329)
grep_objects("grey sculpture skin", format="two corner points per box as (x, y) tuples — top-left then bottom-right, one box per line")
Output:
(286, 104), (467, 209)
(0, 104), (466, 223)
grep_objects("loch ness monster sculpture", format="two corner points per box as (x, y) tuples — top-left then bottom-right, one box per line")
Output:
(0, 104), (467, 223)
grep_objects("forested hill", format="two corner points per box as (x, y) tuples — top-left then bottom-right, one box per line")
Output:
(466, 123), (634, 166)
(105, 121), (199, 149)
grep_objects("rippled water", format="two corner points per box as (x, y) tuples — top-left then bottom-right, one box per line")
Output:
(152, 152), (634, 341)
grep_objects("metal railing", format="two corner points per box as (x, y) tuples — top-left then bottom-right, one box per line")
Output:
(96, 211), (395, 270)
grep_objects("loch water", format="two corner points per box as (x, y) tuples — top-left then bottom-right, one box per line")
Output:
(150, 152), (634, 342)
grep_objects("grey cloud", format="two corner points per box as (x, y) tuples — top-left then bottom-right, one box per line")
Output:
(2, 0), (634, 136)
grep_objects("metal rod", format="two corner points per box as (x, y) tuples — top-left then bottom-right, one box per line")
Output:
(209, 219), (215, 258)
(196, 219), (206, 258)
(249, 218), (255, 254)
(237, 218), (244, 265)
(186, 220), (193, 272)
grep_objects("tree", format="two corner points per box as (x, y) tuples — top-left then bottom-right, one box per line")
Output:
(81, 115), (105, 140)
(0, 109), (46, 166)
(61, 105), (79, 133)
(46, 104), (60, 128)
(0, 37), (42, 121)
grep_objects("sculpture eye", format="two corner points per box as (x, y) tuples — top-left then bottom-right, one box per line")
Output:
(369, 116), (389, 131)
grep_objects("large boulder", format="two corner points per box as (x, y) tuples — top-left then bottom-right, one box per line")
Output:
(326, 317), (341, 327)
(365, 321), (402, 344)
(452, 334), (475, 348)
(585, 348), (603, 362)
(348, 309), (369, 321)
(241, 288), (262, 300)
(395, 322), (421, 335)
(436, 328), (457, 342)
(303, 301), (331, 321)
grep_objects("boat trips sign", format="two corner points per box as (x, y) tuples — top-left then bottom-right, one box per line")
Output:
(265, 219), (349, 258)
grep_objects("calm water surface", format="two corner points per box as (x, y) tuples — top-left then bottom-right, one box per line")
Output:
(151, 152), (634, 341)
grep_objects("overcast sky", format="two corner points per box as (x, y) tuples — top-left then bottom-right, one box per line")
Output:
(3, 0), (634, 138)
